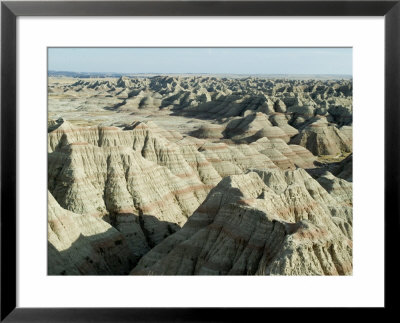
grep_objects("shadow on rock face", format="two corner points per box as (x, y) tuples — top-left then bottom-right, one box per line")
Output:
(48, 214), (182, 276)
(48, 228), (134, 275)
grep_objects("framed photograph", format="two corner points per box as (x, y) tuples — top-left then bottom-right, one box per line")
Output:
(1, 0), (398, 320)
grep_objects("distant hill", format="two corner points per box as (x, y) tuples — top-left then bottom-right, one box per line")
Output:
(48, 70), (352, 80)
(48, 71), (123, 78)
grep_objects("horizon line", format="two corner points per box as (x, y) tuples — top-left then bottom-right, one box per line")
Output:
(48, 70), (353, 76)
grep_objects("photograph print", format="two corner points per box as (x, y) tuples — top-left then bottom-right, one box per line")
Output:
(47, 47), (353, 276)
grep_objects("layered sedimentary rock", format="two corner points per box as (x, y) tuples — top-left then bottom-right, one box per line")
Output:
(332, 153), (353, 182)
(48, 191), (139, 275)
(223, 112), (291, 143)
(48, 119), (222, 254)
(316, 171), (353, 206)
(49, 117), (310, 257)
(189, 124), (224, 140)
(49, 76), (352, 148)
(290, 117), (352, 156)
(249, 137), (316, 170)
(269, 113), (299, 137)
(48, 75), (353, 276)
(131, 169), (352, 275)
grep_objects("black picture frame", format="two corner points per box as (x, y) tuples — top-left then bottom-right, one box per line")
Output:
(1, 0), (399, 321)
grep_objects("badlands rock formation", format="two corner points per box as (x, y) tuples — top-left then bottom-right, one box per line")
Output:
(131, 169), (352, 275)
(48, 75), (352, 275)
(290, 116), (352, 156)
(48, 191), (137, 275)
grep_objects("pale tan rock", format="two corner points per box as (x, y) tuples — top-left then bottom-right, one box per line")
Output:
(291, 117), (352, 156)
(131, 169), (352, 275)
(249, 137), (316, 170)
(317, 171), (352, 206)
(48, 121), (221, 249)
(224, 112), (290, 143)
(190, 124), (224, 140)
(48, 76), (353, 276)
(333, 153), (353, 182)
(48, 191), (141, 275)
(198, 141), (277, 177)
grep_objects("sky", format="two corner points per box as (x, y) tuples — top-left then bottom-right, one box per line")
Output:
(48, 47), (352, 75)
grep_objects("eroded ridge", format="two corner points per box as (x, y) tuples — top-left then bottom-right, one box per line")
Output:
(48, 75), (352, 275)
